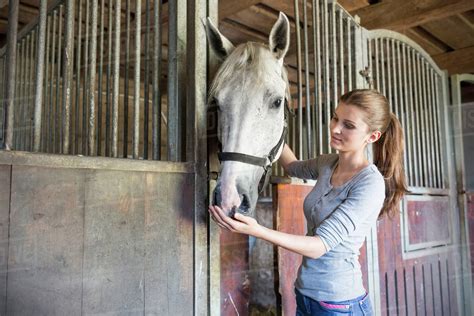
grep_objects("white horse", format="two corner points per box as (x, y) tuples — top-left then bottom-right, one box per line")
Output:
(205, 13), (291, 217)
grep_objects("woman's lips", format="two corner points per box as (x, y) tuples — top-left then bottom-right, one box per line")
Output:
(331, 135), (342, 142)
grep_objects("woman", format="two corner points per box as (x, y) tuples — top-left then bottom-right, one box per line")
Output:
(209, 89), (408, 315)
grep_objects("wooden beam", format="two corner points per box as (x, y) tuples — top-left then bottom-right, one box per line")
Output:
(353, 0), (474, 31)
(432, 46), (474, 74)
(219, 0), (262, 20)
(337, 0), (370, 12)
(401, 27), (451, 56)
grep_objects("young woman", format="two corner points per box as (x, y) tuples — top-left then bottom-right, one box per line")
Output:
(209, 89), (408, 315)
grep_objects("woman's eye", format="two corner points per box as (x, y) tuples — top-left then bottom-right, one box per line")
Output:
(344, 123), (355, 129)
(272, 98), (282, 108)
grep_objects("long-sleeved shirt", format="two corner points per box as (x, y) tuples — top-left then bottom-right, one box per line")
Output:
(287, 153), (385, 301)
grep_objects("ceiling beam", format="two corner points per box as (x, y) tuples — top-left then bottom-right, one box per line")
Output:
(337, 0), (370, 13)
(353, 0), (474, 31)
(219, 0), (262, 20)
(433, 46), (474, 74)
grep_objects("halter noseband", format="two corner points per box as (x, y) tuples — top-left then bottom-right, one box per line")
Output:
(217, 100), (291, 193)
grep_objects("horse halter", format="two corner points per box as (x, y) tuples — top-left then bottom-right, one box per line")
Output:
(217, 100), (291, 194)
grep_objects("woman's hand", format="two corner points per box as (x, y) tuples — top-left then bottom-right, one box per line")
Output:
(208, 205), (264, 237)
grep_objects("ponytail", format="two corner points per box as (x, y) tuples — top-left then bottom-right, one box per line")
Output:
(340, 89), (408, 219)
(373, 113), (408, 218)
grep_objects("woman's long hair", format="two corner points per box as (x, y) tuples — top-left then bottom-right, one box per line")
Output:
(340, 89), (409, 218)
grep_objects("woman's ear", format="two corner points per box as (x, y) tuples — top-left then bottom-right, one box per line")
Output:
(204, 17), (235, 61)
(269, 12), (290, 61)
(367, 131), (382, 144)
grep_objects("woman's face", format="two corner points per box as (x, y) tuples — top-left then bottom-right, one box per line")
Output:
(330, 103), (378, 153)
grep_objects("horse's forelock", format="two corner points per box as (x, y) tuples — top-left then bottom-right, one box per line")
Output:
(209, 42), (289, 101)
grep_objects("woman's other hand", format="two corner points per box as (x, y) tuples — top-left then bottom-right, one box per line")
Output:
(209, 205), (264, 238)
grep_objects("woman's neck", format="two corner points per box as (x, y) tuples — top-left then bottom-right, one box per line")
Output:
(337, 150), (369, 173)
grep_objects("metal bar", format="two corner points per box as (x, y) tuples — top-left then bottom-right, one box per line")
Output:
(105, 0), (112, 156)
(374, 38), (379, 91)
(123, 0), (130, 158)
(421, 60), (431, 187)
(313, 0), (322, 156)
(387, 39), (393, 111)
(61, 0), (75, 154)
(133, 0), (141, 159)
(97, 0), (105, 156)
(88, 0), (98, 156)
(82, 0), (90, 155)
(33, 0), (48, 152)
(338, 10), (344, 95)
(381, 38), (386, 96)
(390, 39), (396, 116)
(74, 0), (83, 155)
(43, 15), (51, 152)
(48, 10), (57, 153)
(111, 0), (121, 158)
(27, 31), (35, 151)
(303, 0), (312, 158)
(3, 0), (19, 150)
(407, 48), (418, 187)
(17, 39), (25, 150)
(425, 63), (435, 188)
(152, 0), (162, 160)
(294, 0), (303, 159)
(401, 43), (412, 186)
(323, 0), (329, 153)
(347, 18), (352, 91)
(55, 5), (63, 153)
(432, 70), (442, 188)
(434, 75), (445, 188)
(143, 0), (150, 159)
(414, 52), (424, 187)
(418, 56), (428, 187)
(167, 0), (187, 161)
(330, 2), (337, 151)
(0, 57), (4, 142)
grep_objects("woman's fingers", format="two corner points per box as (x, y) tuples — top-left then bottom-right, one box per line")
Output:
(209, 205), (234, 231)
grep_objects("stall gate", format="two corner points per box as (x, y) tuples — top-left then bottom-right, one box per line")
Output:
(273, 0), (469, 315)
(0, 0), (213, 315)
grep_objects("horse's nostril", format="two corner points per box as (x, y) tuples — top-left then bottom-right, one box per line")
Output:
(214, 187), (222, 206)
(239, 194), (251, 214)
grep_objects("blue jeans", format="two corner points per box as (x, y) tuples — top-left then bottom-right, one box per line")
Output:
(295, 288), (373, 315)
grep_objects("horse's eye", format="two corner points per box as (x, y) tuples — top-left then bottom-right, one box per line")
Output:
(272, 98), (282, 108)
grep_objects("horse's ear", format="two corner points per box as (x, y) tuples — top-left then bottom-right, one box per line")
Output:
(204, 17), (235, 61)
(269, 12), (290, 60)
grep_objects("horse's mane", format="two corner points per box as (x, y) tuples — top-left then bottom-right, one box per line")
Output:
(209, 42), (290, 103)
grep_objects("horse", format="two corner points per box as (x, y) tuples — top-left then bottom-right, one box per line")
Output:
(205, 12), (291, 217)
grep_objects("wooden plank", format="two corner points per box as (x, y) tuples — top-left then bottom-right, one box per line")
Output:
(219, 0), (262, 21)
(422, 15), (474, 49)
(403, 262), (416, 316)
(423, 262), (434, 316)
(143, 172), (194, 315)
(6, 165), (84, 315)
(431, 259), (443, 316)
(337, 0), (370, 12)
(352, 0), (474, 31)
(413, 263), (425, 316)
(82, 169), (146, 314)
(400, 27), (450, 56)
(0, 165), (10, 315)
(433, 45), (474, 74)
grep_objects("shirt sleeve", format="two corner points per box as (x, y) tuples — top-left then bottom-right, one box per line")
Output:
(315, 172), (385, 251)
(286, 154), (336, 180)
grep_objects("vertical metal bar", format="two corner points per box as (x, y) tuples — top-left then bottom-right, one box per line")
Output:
(414, 52), (424, 187)
(97, 0), (105, 155)
(401, 43), (413, 186)
(49, 10), (57, 153)
(43, 15), (51, 152)
(426, 65), (436, 188)
(82, 0), (90, 155)
(111, 0), (121, 158)
(390, 39), (397, 116)
(323, 0), (330, 153)
(407, 48), (418, 187)
(105, 0), (112, 156)
(431, 70), (441, 188)
(168, 0), (187, 161)
(152, 0), (162, 160)
(88, 0), (98, 156)
(3, 0), (19, 150)
(347, 18), (352, 91)
(381, 39), (386, 96)
(27, 31), (35, 150)
(55, 5), (64, 153)
(434, 75), (445, 188)
(338, 10), (344, 95)
(13, 42), (20, 150)
(294, 0), (303, 159)
(420, 61), (431, 187)
(74, 0), (83, 154)
(303, 0), (312, 158)
(62, 0), (75, 154)
(123, 0), (130, 158)
(387, 39), (393, 111)
(374, 38), (379, 91)
(0, 57), (4, 143)
(133, 0), (141, 159)
(313, 0), (322, 156)
(143, 0), (150, 159)
(17, 39), (25, 150)
(330, 2), (337, 148)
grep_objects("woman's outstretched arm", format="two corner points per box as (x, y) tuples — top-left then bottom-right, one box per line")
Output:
(278, 144), (298, 171)
(209, 205), (327, 259)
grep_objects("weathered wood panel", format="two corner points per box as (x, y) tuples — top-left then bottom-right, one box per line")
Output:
(0, 154), (195, 315)
(0, 165), (11, 315)
(7, 165), (85, 315)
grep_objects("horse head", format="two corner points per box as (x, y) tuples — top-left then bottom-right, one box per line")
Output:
(205, 12), (291, 217)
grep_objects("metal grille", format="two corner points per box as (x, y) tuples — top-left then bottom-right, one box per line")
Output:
(0, 0), (191, 162)
(367, 32), (446, 190)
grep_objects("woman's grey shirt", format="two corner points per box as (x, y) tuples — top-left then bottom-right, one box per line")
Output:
(287, 154), (385, 302)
